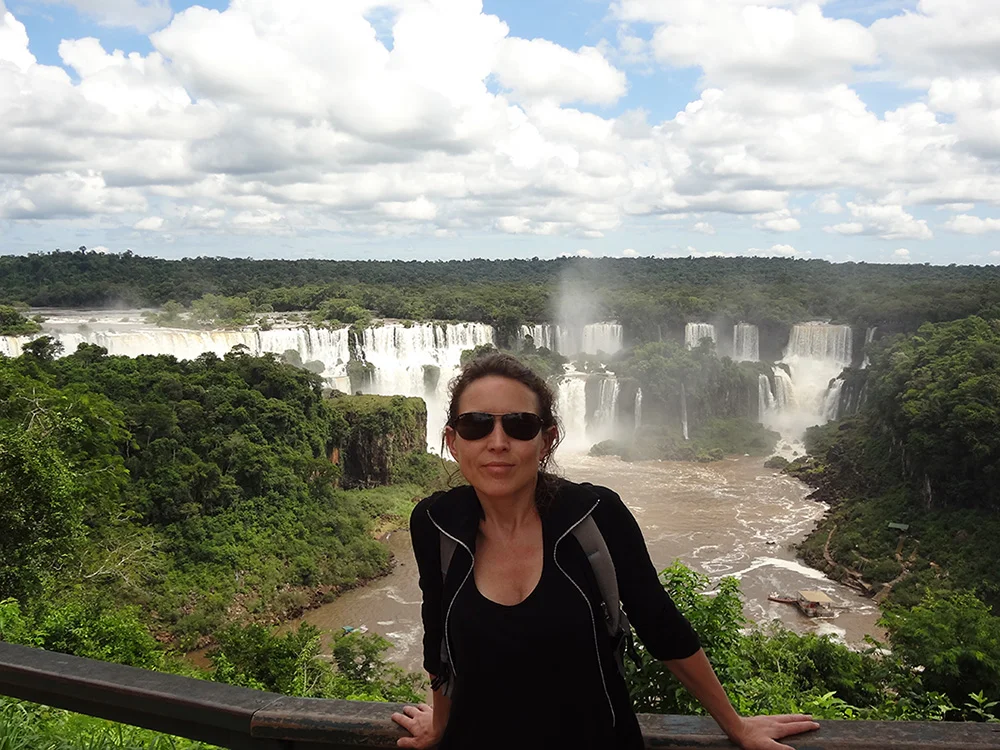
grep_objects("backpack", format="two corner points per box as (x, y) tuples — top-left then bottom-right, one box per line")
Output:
(436, 514), (637, 696)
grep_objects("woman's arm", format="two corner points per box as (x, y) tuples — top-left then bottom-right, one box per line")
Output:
(664, 649), (819, 750)
(393, 497), (452, 747)
(391, 683), (451, 749)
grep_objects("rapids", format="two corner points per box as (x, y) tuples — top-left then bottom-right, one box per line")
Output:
(286, 454), (882, 674)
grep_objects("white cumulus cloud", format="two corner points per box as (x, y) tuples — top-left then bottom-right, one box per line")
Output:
(493, 38), (627, 105)
(825, 202), (933, 240)
(1, 0), (999, 260)
(753, 209), (801, 232)
(40, 0), (172, 33)
(615, 1), (877, 86)
(944, 214), (1000, 234)
(813, 193), (843, 214)
(133, 216), (164, 231)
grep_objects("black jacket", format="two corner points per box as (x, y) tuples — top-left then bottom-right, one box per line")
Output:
(410, 479), (701, 746)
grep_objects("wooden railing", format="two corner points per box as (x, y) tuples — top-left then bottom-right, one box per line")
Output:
(3, 642), (1000, 748)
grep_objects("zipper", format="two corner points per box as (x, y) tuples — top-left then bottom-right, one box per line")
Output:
(428, 510), (474, 683)
(553, 498), (616, 728)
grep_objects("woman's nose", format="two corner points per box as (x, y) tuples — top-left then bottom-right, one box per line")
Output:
(485, 416), (510, 449)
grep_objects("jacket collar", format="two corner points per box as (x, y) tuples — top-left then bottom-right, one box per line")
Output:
(425, 478), (602, 551)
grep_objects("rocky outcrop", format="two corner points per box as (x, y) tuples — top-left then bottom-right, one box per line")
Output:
(327, 394), (428, 489)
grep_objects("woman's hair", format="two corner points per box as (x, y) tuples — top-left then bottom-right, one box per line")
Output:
(444, 351), (563, 507)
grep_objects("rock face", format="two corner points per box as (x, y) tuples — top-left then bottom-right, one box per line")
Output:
(327, 394), (428, 489)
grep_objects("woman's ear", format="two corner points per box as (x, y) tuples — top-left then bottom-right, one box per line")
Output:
(445, 426), (459, 461)
(540, 425), (558, 461)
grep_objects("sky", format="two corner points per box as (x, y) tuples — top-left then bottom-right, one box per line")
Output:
(1, 0), (999, 263)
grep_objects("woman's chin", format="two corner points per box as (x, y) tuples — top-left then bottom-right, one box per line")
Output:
(473, 470), (530, 496)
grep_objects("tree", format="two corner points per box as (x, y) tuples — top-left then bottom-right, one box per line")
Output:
(881, 589), (1000, 705)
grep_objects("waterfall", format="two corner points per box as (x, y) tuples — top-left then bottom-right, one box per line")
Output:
(757, 374), (775, 420)
(732, 323), (759, 362)
(1, 336), (22, 357)
(581, 324), (623, 355)
(634, 388), (643, 431)
(11, 312), (497, 452)
(685, 323), (716, 349)
(556, 374), (589, 452)
(772, 368), (796, 409)
(1, 322), (353, 379)
(355, 322), (496, 448)
(765, 323), (852, 440)
(522, 323), (623, 356)
(521, 324), (560, 352)
(786, 323), (852, 364)
(681, 383), (689, 441)
(861, 326), (877, 369)
(589, 376), (620, 443)
(824, 378), (845, 421)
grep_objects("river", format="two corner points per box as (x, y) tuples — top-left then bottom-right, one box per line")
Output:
(284, 453), (883, 675)
(6, 310), (883, 669)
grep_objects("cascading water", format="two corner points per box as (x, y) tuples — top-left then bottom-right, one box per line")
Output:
(634, 389), (643, 431)
(823, 378), (844, 421)
(771, 368), (796, 409)
(355, 322), (496, 448)
(521, 323), (623, 356)
(521, 324), (562, 352)
(556, 374), (589, 453)
(758, 374), (775, 420)
(589, 376), (621, 443)
(732, 323), (759, 362)
(765, 323), (852, 442)
(9, 311), (495, 452)
(1, 316), (352, 382)
(685, 323), (716, 349)
(0, 336), (22, 357)
(861, 326), (877, 369)
(582, 324), (623, 355)
(681, 382), (690, 440)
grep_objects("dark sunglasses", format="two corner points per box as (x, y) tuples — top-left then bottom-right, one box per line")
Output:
(451, 412), (545, 441)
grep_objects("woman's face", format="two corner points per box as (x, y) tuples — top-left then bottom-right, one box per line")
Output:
(445, 375), (556, 499)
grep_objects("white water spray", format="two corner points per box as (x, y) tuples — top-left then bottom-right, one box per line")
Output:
(765, 323), (852, 442)
(732, 323), (759, 362)
(685, 323), (717, 349)
(681, 382), (690, 440)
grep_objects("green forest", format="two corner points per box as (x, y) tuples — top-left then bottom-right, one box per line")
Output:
(3, 250), (1000, 347)
(3, 253), (1000, 747)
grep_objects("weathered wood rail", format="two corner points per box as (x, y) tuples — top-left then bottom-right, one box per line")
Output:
(2, 642), (1000, 749)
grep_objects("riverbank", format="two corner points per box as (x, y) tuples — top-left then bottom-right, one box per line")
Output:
(268, 454), (886, 675)
(786, 418), (1000, 611)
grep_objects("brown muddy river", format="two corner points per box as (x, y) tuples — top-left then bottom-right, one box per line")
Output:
(284, 454), (882, 675)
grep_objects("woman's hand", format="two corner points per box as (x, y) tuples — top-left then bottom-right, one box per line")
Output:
(391, 703), (441, 749)
(731, 714), (820, 750)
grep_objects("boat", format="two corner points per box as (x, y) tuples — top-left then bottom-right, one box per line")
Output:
(341, 625), (369, 635)
(795, 590), (835, 617)
(767, 594), (797, 604)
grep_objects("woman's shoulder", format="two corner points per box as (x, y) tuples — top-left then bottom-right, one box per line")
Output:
(410, 484), (476, 533)
(558, 478), (625, 507)
(410, 489), (447, 530)
(559, 480), (636, 529)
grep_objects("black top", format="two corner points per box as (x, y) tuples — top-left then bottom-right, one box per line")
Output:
(441, 520), (615, 750)
(410, 480), (701, 750)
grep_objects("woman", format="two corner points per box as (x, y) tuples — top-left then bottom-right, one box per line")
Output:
(391, 353), (819, 749)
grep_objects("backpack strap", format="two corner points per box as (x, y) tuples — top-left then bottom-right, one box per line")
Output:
(572, 515), (621, 636)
